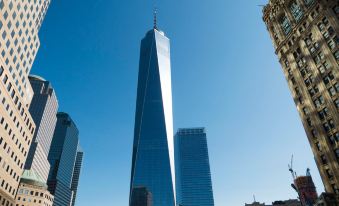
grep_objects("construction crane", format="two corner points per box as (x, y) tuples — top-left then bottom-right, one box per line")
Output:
(288, 155), (298, 181)
(288, 155), (304, 206)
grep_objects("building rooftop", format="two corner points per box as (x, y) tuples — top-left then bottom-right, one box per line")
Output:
(21, 170), (48, 189)
(29, 74), (47, 82)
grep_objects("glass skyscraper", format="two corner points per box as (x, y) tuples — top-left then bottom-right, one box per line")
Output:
(175, 128), (214, 206)
(129, 25), (176, 206)
(47, 112), (81, 206)
(25, 75), (59, 183)
(71, 147), (84, 206)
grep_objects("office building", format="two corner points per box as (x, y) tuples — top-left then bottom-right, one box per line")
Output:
(25, 75), (58, 183)
(129, 18), (176, 206)
(47, 113), (80, 206)
(0, 0), (50, 205)
(70, 147), (83, 206)
(15, 170), (54, 206)
(263, 0), (339, 198)
(175, 128), (214, 206)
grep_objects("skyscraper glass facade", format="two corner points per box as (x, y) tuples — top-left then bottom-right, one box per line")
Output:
(48, 112), (79, 206)
(71, 147), (84, 206)
(175, 128), (214, 206)
(129, 28), (175, 206)
(25, 75), (58, 182)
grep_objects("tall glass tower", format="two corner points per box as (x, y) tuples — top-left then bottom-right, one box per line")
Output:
(25, 75), (58, 183)
(129, 21), (176, 206)
(47, 112), (80, 206)
(175, 128), (215, 206)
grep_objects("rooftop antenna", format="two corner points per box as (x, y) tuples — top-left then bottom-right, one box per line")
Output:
(253, 195), (256, 203)
(153, 7), (158, 30)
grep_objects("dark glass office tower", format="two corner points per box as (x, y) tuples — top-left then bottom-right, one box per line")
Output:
(48, 112), (80, 206)
(25, 75), (58, 183)
(175, 128), (214, 206)
(71, 147), (84, 206)
(129, 25), (176, 206)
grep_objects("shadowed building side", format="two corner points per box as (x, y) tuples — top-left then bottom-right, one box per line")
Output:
(25, 75), (58, 183)
(263, 0), (339, 200)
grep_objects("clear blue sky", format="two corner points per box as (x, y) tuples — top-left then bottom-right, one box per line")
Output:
(32, 0), (324, 205)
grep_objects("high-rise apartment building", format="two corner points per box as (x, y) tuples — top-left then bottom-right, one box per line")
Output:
(0, 0), (50, 205)
(70, 147), (83, 206)
(129, 21), (176, 206)
(263, 0), (339, 198)
(47, 112), (80, 206)
(25, 75), (58, 183)
(175, 128), (214, 206)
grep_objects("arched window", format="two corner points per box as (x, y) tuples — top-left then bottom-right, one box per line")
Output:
(304, 0), (315, 6)
(290, 1), (303, 22)
(280, 15), (292, 35)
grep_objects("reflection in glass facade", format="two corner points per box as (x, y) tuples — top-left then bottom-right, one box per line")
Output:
(129, 28), (175, 206)
(47, 112), (80, 206)
(25, 75), (58, 183)
(175, 128), (214, 206)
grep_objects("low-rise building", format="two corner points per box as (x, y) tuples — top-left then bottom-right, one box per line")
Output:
(315, 193), (339, 206)
(245, 199), (301, 206)
(15, 170), (54, 206)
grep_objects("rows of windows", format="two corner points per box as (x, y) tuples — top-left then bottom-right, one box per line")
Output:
(267, 0), (339, 196)
(278, 1), (317, 37)
(286, 34), (339, 188)
(0, 194), (13, 206)
(0, 0), (43, 99)
(16, 186), (53, 206)
(0, 65), (35, 139)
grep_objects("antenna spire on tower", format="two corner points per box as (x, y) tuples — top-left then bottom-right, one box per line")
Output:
(153, 7), (158, 30)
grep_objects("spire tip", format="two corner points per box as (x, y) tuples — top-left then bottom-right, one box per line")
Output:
(153, 7), (158, 30)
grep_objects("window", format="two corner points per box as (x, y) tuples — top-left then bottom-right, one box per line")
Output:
(320, 155), (327, 164)
(290, 1), (303, 22)
(333, 184), (339, 195)
(0, 66), (3, 76)
(3, 75), (8, 84)
(318, 107), (329, 120)
(304, 0), (314, 6)
(327, 39), (336, 50)
(313, 95), (324, 108)
(333, 6), (339, 15)
(335, 99), (339, 109)
(334, 50), (339, 60)
(303, 107), (310, 115)
(329, 87), (336, 96)
(318, 23), (326, 32)
(323, 72), (334, 85)
(328, 135), (336, 145)
(335, 149), (339, 158)
(326, 169), (333, 179)
(280, 15), (292, 35)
